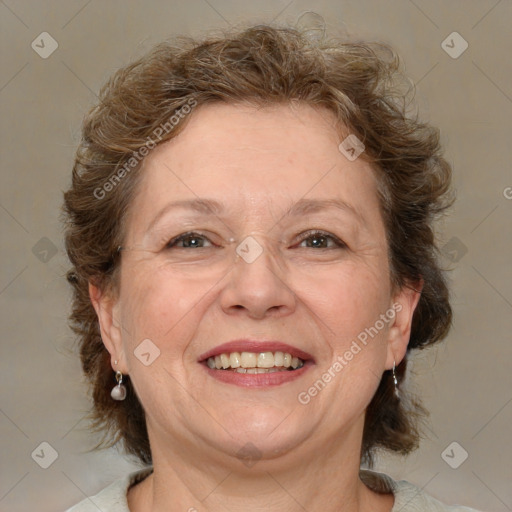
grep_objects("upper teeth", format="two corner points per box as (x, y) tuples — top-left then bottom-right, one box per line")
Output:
(206, 351), (304, 370)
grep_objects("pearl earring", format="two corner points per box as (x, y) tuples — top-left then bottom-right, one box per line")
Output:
(111, 370), (127, 401)
(392, 360), (400, 400)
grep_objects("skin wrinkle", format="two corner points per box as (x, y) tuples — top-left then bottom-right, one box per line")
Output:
(91, 103), (419, 512)
(137, 196), (368, 248)
(129, 211), (366, 263)
(62, 28), (456, 511)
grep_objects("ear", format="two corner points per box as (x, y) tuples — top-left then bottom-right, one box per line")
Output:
(385, 279), (423, 370)
(89, 281), (128, 373)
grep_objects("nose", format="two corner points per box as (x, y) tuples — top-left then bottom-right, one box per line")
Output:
(219, 237), (297, 320)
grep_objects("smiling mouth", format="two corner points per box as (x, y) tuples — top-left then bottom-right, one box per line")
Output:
(205, 351), (305, 373)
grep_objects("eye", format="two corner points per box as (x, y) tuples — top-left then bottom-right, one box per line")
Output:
(295, 230), (347, 249)
(165, 232), (214, 249)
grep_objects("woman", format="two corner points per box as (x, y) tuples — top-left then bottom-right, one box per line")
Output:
(63, 24), (480, 511)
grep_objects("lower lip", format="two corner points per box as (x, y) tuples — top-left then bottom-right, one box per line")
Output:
(201, 361), (313, 388)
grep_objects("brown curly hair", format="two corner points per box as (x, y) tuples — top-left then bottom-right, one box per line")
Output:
(62, 23), (453, 468)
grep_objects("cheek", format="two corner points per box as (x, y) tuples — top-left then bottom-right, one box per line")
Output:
(294, 260), (392, 343)
(118, 262), (219, 349)
(298, 267), (392, 403)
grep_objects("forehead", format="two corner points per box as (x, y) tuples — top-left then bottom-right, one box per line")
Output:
(164, 101), (343, 167)
(125, 102), (383, 236)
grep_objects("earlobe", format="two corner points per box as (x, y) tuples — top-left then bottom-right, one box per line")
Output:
(385, 280), (423, 369)
(88, 281), (126, 371)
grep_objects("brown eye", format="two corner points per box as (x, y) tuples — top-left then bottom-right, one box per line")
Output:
(166, 232), (213, 249)
(296, 230), (346, 249)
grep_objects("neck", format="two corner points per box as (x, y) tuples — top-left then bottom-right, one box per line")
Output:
(127, 418), (393, 512)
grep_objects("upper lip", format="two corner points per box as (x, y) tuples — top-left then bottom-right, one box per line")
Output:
(198, 340), (315, 363)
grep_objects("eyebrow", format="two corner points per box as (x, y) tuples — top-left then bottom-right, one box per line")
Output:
(285, 198), (363, 221)
(147, 199), (223, 232)
(147, 197), (364, 232)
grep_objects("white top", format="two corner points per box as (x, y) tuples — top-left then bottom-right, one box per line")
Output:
(65, 468), (481, 511)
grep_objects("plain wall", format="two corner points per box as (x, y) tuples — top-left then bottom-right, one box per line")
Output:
(0, 1), (511, 511)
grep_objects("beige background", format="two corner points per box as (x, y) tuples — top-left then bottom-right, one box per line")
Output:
(0, 1), (511, 511)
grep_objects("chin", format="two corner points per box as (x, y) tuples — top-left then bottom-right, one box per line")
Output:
(216, 412), (314, 459)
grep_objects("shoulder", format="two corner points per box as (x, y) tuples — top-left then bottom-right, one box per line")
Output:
(64, 468), (153, 512)
(65, 467), (481, 512)
(360, 469), (482, 512)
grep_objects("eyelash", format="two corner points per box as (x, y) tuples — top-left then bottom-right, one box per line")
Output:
(165, 230), (347, 250)
(165, 232), (214, 249)
(296, 230), (347, 249)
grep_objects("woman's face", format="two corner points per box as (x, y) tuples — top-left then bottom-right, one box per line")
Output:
(95, 102), (418, 468)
